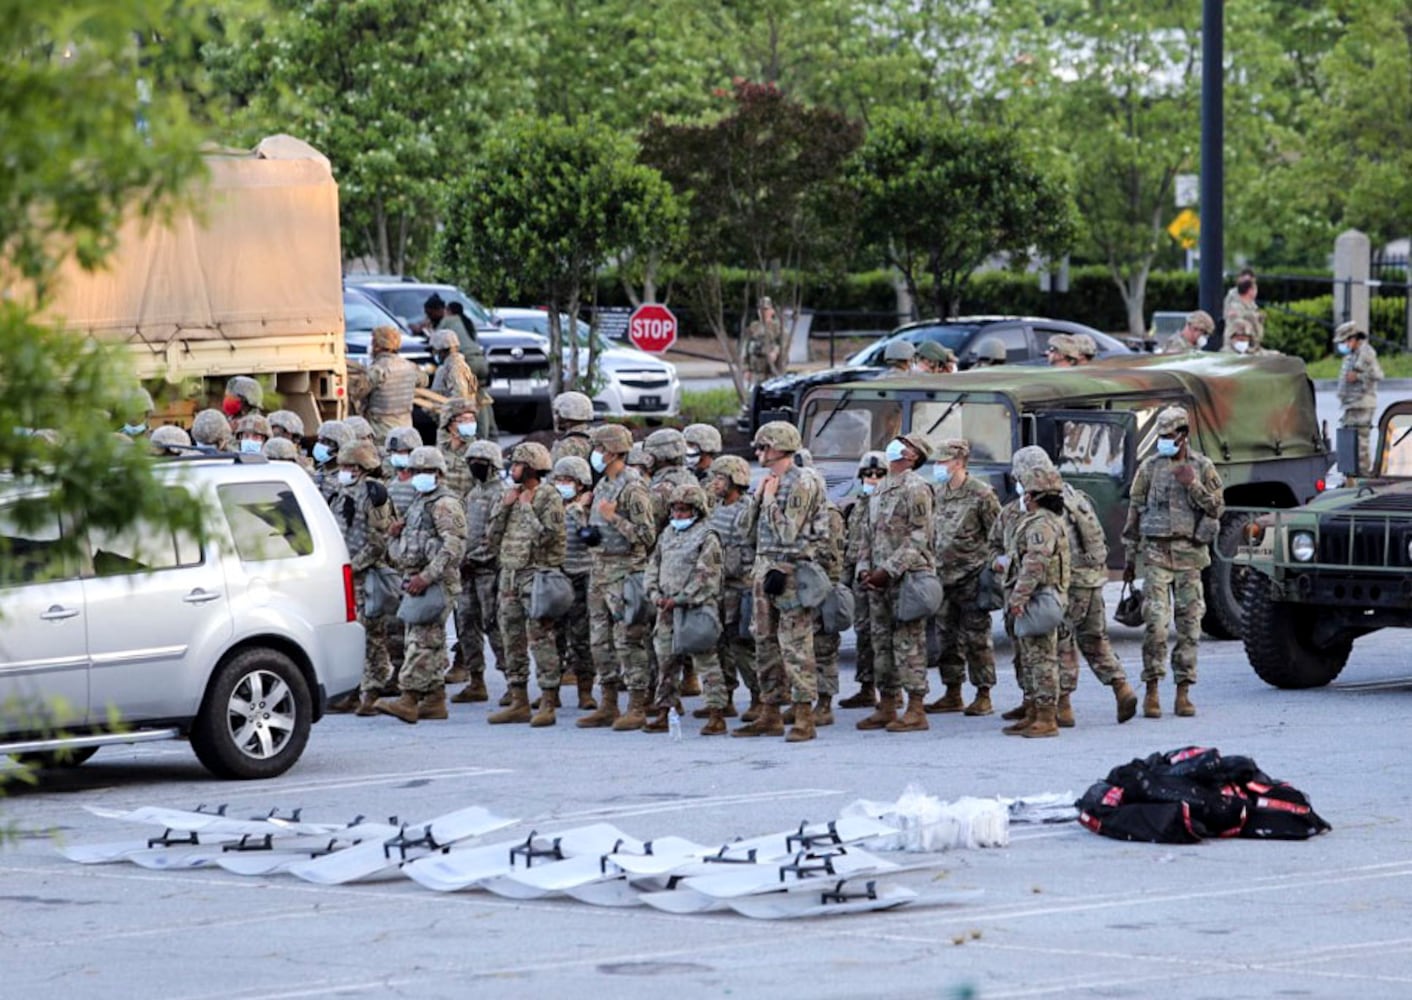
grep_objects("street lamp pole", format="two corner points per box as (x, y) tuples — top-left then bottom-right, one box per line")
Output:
(1199, 0), (1224, 326)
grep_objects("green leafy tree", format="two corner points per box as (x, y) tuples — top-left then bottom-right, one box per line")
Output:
(435, 116), (684, 395)
(845, 110), (1076, 320)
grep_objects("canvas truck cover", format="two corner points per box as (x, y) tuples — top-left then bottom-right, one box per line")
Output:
(38, 135), (343, 346)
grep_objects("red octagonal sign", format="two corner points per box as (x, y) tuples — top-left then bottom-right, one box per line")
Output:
(627, 303), (678, 354)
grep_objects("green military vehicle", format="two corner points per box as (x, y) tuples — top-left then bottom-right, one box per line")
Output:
(1237, 400), (1412, 687)
(797, 353), (1331, 640)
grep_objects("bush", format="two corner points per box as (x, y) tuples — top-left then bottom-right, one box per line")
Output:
(1265, 294), (1408, 362)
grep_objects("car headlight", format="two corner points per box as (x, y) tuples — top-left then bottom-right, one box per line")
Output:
(1406, 537), (1412, 562)
(1290, 531), (1316, 562)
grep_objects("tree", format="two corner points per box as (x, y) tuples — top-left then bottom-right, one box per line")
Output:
(845, 111), (1076, 320)
(435, 116), (684, 396)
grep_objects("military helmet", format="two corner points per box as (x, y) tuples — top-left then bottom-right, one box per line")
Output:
(591, 423), (634, 455)
(712, 454), (752, 488)
(1047, 334), (1082, 361)
(150, 424), (191, 450)
(916, 341), (955, 364)
(941, 438), (971, 461)
(883, 339), (916, 363)
(644, 427), (687, 461)
(235, 414), (272, 439)
(977, 336), (1007, 362)
(1227, 317), (1257, 341)
(316, 420), (353, 448)
(1020, 466), (1064, 495)
(626, 443), (653, 469)
(509, 441), (553, 473)
(683, 423), (723, 455)
(553, 455), (593, 488)
(552, 391), (595, 423)
(857, 450), (887, 476)
(428, 328), (460, 351)
(409, 445), (447, 473)
(1334, 321), (1363, 343)
(1011, 444), (1055, 478)
(1155, 406), (1190, 435)
(262, 437), (299, 461)
(896, 432), (933, 463)
(338, 440), (382, 470)
(752, 420), (801, 453)
(344, 415), (374, 440)
(1186, 310), (1215, 334)
(466, 440), (505, 468)
(372, 325), (402, 353)
(191, 408), (233, 447)
(122, 387), (155, 421)
(225, 375), (263, 408)
(1075, 334), (1098, 359)
(268, 410), (305, 438)
(668, 483), (709, 514)
(440, 395), (478, 425)
(385, 426), (423, 452)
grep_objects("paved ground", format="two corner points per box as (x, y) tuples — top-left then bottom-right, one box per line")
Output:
(4, 582), (1411, 999)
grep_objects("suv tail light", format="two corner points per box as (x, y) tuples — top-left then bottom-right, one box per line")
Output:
(342, 564), (357, 622)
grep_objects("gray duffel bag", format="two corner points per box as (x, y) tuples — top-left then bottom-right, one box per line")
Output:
(793, 560), (832, 609)
(621, 572), (652, 626)
(896, 569), (943, 622)
(397, 585), (447, 626)
(672, 604), (722, 655)
(529, 568), (574, 620)
(975, 565), (1006, 612)
(363, 566), (402, 620)
(1014, 586), (1065, 637)
(819, 582), (856, 634)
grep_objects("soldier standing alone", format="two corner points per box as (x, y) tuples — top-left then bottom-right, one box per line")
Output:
(1335, 321), (1384, 477)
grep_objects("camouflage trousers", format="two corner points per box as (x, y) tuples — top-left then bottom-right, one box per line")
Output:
(456, 562), (503, 675)
(555, 572), (592, 680)
(498, 568), (561, 690)
(589, 558), (651, 693)
(869, 583), (929, 697)
(1340, 406), (1375, 476)
(1059, 586), (1127, 693)
(813, 618), (840, 697)
(1141, 564), (1202, 684)
(1015, 630), (1059, 706)
(400, 584), (454, 695)
(852, 585), (874, 685)
(752, 580), (817, 706)
(352, 572), (392, 694)
(652, 608), (727, 710)
(932, 573), (996, 688)
(719, 586), (758, 696)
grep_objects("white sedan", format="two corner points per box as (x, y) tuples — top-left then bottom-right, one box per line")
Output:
(493, 307), (682, 419)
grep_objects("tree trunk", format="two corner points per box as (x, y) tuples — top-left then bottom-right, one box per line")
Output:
(374, 202), (391, 276)
(1111, 263), (1151, 339)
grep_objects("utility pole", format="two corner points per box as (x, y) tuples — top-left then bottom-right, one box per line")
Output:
(1199, 0), (1224, 328)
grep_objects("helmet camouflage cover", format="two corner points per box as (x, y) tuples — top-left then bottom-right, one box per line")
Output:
(552, 391), (595, 423)
(553, 455), (593, 487)
(591, 423), (634, 454)
(467, 440), (505, 468)
(338, 440), (382, 470)
(644, 427), (687, 461)
(668, 483), (709, 513)
(711, 454), (752, 488)
(409, 445), (447, 473)
(753, 420), (801, 453)
(509, 441), (554, 473)
(683, 423), (723, 454)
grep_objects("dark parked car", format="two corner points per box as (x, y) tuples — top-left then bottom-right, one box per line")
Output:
(742, 316), (1132, 433)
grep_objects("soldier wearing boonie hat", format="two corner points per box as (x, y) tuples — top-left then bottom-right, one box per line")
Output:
(1334, 321), (1383, 476)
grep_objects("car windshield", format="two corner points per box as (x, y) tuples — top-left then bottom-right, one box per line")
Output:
(851, 325), (981, 366)
(801, 393), (1013, 463)
(909, 399), (1014, 463)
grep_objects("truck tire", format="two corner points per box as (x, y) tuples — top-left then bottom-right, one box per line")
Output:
(190, 648), (311, 780)
(1241, 576), (1353, 688)
(1201, 511), (1256, 640)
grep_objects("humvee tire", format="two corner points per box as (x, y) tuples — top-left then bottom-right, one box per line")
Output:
(1201, 511), (1257, 640)
(1241, 576), (1352, 688)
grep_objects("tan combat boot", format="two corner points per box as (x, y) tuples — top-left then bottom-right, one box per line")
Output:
(1000, 698), (1029, 721)
(531, 687), (560, 728)
(695, 693), (737, 719)
(1002, 700), (1036, 735)
(781, 704), (796, 725)
(732, 703), (785, 737)
(925, 683), (965, 714)
(1056, 692), (1076, 728)
(1112, 680), (1138, 723)
(680, 662), (703, 697)
(700, 708), (727, 736)
(354, 692), (380, 717)
(1174, 683), (1196, 717)
(1143, 680), (1162, 718)
(418, 687), (449, 721)
(451, 671), (490, 704)
(444, 646), (468, 685)
(488, 684), (532, 724)
(375, 691), (420, 724)
(576, 674), (597, 711)
(740, 693), (763, 723)
(856, 692), (898, 731)
(838, 683), (878, 709)
(786, 703), (816, 743)
(611, 690), (648, 731)
(642, 705), (672, 733)
(963, 687), (993, 717)
(327, 690), (361, 714)
(1022, 702), (1060, 738)
(885, 693), (930, 733)
(497, 688), (514, 707)
(814, 695), (834, 727)
(577, 681), (620, 728)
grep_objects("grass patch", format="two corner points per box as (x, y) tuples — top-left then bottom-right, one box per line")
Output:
(1306, 352), (1412, 379)
(679, 386), (743, 426)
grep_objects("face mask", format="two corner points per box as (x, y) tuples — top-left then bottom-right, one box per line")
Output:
(1232, 340), (1250, 355)
(337, 469), (356, 487)
(555, 483), (577, 500)
(312, 442), (333, 464)
(1156, 437), (1179, 457)
(1336, 343), (1352, 356)
(685, 449), (701, 463)
(1014, 481), (1025, 497)
(390, 453), (411, 469)
(411, 473), (437, 494)
(1196, 335), (1209, 350)
(932, 464), (948, 483)
(122, 422), (147, 436)
(861, 482), (876, 496)
(456, 422), (477, 438)
(239, 438), (262, 455)
(669, 517), (696, 532)
(222, 396), (243, 418)
(884, 439), (906, 463)
(469, 462), (490, 482)
(590, 450), (607, 474)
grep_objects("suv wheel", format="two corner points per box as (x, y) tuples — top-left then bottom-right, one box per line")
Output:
(1241, 576), (1353, 689)
(191, 648), (312, 779)
(1201, 511), (1257, 640)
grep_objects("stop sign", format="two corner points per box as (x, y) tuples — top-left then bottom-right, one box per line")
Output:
(627, 303), (678, 353)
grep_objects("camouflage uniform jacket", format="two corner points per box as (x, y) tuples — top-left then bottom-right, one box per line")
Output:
(430, 353), (476, 401)
(1159, 333), (1200, 355)
(391, 485), (466, 593)
(842, 496), (869, 581)
(753, 464), (823, 570)
(1008, 507), (1069, 608)
(315, 463), (340, 504)
(439, 439), (473, 501)
(464, 476), (507, 565)
(932, 474), (1000, 583)
(386, 473), (420, 519)
(331, 478), (392, 574)
(1223, 292), (1264, 343)
(646, 520), (723, 608)
(1338, 342), (1383, 410)
(1061, 482), (1109, 589)
(1123, 451), (1225, 571)
(562, 496), (594, 577)
(817, 502), (846, 584)
(707, 494), (757, 589)
(858, 469), (934, 579)
(488, 484), (566, 573)
(589, 467), (657, 566)
(551, 433), (593, 465)
(648, 465), (698, 531)
(365, 352), (423, 420)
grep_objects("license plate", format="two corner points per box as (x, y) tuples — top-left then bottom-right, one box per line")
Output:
(509, 380), (542, 395)
(639, 395), (661, 409)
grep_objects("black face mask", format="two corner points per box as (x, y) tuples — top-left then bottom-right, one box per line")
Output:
(468, 462), (490, 482)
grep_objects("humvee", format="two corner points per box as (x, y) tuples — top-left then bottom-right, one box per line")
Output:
(1237, 400), (1412, 687)
(796, 353), (1331, 640)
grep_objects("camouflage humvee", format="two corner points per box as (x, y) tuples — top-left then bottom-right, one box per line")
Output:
(797, 353), (1330, 639)
(1237, 400), (1412, 687)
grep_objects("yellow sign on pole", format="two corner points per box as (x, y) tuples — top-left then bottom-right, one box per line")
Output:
(1167, 209), (1200, 249)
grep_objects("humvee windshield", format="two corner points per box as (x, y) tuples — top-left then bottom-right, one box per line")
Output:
(801, 394), (1012, 463)
(1378, 409), (1412, 477)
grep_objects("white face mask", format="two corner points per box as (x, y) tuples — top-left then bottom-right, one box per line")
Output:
(456, 422), (477, 439)
(411, 472), (437, 494)
(239, 438), (263, 455)
(555, 482), (578, 500)
(1196, 335), (1209, 350)
(1232, 340), (1250, 355)
(685, 449), (701, 463)
(390, 453), (411, 469)
(337, 469), (357, 487)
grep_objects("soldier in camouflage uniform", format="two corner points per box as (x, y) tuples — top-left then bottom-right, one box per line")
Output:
(577, 424), (658, 731)
(383, 427), (424, 515)
(1123, 405), (1225, 718)
(376, 446), (467, 723)
(550, 392), (596, 465)
(1223, 317), (1272, 356)
(223, 375), (264, 428)
(644, 427), (704, 698)
(450, 441), (508, 705)
(1335, 321), (1384, 477)
(234, 414), (272, 456)
(926, 438), (1001, 717)
(325, 442), (394, 716)
(1223, 270), (1264, 345)
(645, 484), (726, 734)
(1045, 334), (1084, 368)
(839, 452), (886, 710)
(855, 433), (935, 735)
(191, 407), (234, 452)
(989, 446), (1049, 725)
(552, 455), (597, 710)
(808, 498), (846, 727)
(733, 421), (825, 742)
(914, 340), (957, 374)
(743, 296), (784, 381)
(429, 328), (477, 402)
(364, 325), (426, 441)
(437, 397), (477, 504)
(1005, 466), (1070, 738)
(486, 442), (568, 727)
(683, 424), (723, 485)
(312, 420), (353, 502)
(704, 455), (757, 720)
(1160, 310), (1213, 355)
(344, 415), (377, 452)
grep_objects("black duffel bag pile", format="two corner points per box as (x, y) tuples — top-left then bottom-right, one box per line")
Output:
(1076, 746), (1331, 845)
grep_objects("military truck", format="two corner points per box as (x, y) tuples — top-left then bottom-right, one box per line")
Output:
(796, 353), (1331, 640)
(36, 135), (347, 428)
(1237, 400), (1412, 687)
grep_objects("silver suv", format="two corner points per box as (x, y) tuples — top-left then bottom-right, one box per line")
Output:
(0, 455), (364, 779)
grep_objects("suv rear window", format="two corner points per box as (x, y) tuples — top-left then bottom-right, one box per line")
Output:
(218, 482), (314, 562)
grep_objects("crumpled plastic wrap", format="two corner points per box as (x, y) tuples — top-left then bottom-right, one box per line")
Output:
(841, 784), (1010, 852)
